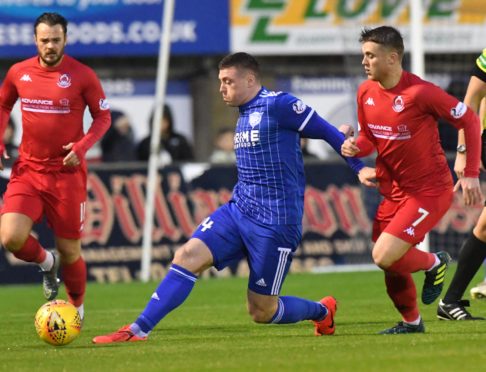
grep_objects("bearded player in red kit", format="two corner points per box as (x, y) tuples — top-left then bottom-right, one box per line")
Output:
(0, 12), (111, 320)
(342, 26), (483, 334)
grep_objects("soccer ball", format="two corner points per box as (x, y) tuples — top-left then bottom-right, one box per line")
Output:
(34, 300), (82, 346)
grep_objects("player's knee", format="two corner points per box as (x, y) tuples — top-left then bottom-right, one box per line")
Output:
(372, 250), (391, 269)
(0, 231), (27, 252)
(172, 242), (212, 274)
(173, 245), (196, 265)
(247, 303), (275, 323)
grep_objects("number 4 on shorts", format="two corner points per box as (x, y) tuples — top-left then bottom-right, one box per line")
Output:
(200, 217), (214, 232)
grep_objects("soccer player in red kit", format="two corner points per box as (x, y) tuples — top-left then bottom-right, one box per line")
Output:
(341, 26), (483, 334)
(0, 12), (111, 320)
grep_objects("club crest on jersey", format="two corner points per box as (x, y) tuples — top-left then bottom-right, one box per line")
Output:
(249, 112), (263, 128)
(292, 100), (306, 114)
(57, 73), (72, 88)
(450, 102), (466, 119)
(99, 98), (110, 110)
(392, 95), (405, 112)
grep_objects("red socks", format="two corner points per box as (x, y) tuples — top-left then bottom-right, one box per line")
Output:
(385, 272), (419, 322)
(13, 238), (86, 307)
(388, 246), (436, 274)
(13, 235), (46, 263)
(384, 247), (435, 322)
(62, 257), (87, 307)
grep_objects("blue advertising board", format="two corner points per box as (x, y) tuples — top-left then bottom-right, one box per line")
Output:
(0, 0), (229, 57)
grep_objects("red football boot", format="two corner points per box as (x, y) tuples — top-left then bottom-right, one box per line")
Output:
(92, 325), (147, 344)
(313, 296), (337, 336)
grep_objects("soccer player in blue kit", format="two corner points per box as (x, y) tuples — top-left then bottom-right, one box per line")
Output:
(93, 52), (374, 343)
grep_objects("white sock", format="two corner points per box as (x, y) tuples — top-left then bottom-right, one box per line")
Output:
(130, 323), (149, 337)
(404, 316), (421, 326)
(426, 254), (440, 271)
(38, 251), (54, 271)
(77, 304), (84, 320)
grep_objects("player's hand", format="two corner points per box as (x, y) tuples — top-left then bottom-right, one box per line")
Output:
(0, 146), (9, 171)
(453, 177), (483, 206)
(338, 124), (354, 139)
(62, 143), (81, 167)
(454, 153), (466, 179)
(358, 166), (377, 188)
(341, 137), (360, 157)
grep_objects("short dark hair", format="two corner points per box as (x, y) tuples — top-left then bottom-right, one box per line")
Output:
(34, 12), (68, 35)
(218, 52), (260, 80)
(359, 26), (404, 59)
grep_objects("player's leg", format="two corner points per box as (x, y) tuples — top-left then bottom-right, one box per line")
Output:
(373, 232), (425, 333)
(246, 290), (335, 336)
(242, 221), (335, 335)
(93, 203), (243, 344)
(93, 238), (213, 344)
(128, 238), (214, 338)
(373, 194), (452, 333)
(438, 206), (486, 320)
(379, 194), (453, 303)
(1, 170), (58, 300)
(55, 236), (85, 319)
(44, 169), (87, 308)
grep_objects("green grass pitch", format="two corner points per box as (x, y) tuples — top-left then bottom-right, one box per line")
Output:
(1, 266), (486, 371)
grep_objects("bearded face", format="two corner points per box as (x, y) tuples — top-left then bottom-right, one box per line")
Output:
(34, 23), (66, 68)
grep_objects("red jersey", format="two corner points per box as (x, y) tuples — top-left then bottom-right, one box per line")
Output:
(356, 70), (480, 199)
(0, 55), (110, 170)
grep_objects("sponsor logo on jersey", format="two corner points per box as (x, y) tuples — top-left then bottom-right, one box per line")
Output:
(367, 123), (411, 140)
(292, 100), (306, 114)
(365, 97), (375, 106)
(59, 98), (70, 106)
(21, 98), (53, 105)
(450, 101), (466, 119)
(57, 73), (71, 88)
(99, 98), (110, 110)
(249, 111), (263, 127)
(21, 97), (69, 114)
(234, 129), (260, 149)
(20, 74), (32, 82)
(368, 123), (392, 131)
(392, 95), (405, 112)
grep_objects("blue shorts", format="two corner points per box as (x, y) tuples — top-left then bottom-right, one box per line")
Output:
(192, 202), (302, 296)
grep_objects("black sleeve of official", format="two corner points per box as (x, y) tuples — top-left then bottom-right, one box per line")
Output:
(472, 62), (486, 83)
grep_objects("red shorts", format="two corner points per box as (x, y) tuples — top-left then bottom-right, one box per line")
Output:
(372, 191), (453, 245)
(1, 162), (87, 239)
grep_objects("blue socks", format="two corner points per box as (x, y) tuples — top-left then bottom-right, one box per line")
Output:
(270, 296), (327, 324)
(129, 263), (325, 335)
(132, 264), (197, 334)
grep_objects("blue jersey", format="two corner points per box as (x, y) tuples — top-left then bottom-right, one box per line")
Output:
(231, 87), (363, 225)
